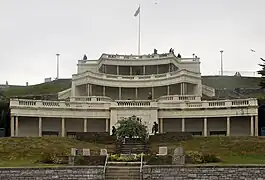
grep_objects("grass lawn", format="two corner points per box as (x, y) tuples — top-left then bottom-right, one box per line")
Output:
(0, 137), (115, 167)
(149, 137), (265, 164)
(1, 137), (265, 167)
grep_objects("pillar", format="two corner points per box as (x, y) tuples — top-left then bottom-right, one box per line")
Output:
(61, 118), (65, 137)
(117, 66), (119, 75)
(226, 117), (230, 136)
(10, 116), (14, 137)
(87, 84), (90, 96)
(203, 117), (207, 137)
(167, 86), (170, 95)
(255, 115), (258, 136)
(119, 87), (122, 100)
(168, 64), (171, 72)
(84, 118), (87, 132)
(38, 117), (42, 137)
(103, 86), (106, 96)
(180, 83), (183, 95)
(106, 118), (109, 132)
(250, 116), (254, 136)
(89, 84), (92, 96)
(143, 66), (146, 75)
(156, 65), (159, 74)
(135, 88), (138, 100)
(151, 87), (154, 100)
(15, 116), (19, 136)
(159, 118), (163, 133)
(181, 118), (185, 132)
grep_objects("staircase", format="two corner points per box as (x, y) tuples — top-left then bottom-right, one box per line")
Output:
(117, 142), (149, 154)
(105, 166), (141, 180)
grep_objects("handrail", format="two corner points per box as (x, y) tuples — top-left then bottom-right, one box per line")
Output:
(140, 153), (144, 180)
(103, 154), (109, 180)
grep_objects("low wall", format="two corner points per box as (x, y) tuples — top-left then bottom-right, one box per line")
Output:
(143, 165), (265, 180)
(0, 166), (104, 180)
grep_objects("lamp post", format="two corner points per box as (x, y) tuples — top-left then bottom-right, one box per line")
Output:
(56, 54), (60, 80)
(220, 50), (224, 76)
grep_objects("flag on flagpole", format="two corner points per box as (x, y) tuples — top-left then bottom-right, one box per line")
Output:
(134, 6), (140, 17)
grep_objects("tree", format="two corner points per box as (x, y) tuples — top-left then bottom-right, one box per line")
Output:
(258, 58), (265, 88)
(116, 115), (148, 140)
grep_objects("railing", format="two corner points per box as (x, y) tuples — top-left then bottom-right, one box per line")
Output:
(157, 95), (201, 102)
(158, 98), (258, 109)
(10, 98), (258, 109)
(10, 98), (111, 109)
(103, 154), (109, 180)
(140, 153), (144, 180)
(70, 96), (113, 102)
(116, 100), (152, 107)
(72, 69), (200, 81)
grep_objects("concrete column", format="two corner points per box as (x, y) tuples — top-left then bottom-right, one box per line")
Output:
(181, 118), (185, 132)
(87, 84), (90, 96)
(183, 83), (186, 95)
(119, 87), (122, 100)
(226, 117), (230, 136)
(10, 116), (14, 137)
(203, 117), (207, 137)
(71, 82), (76, 97)
(135, 88), (138, 100)
(180, 83), (183, 95)
(143, 66), (146, 75)
(106, 118), (109, 132)
(255, 115), (258, 136)
(167, 85), (170, 95)
(117, 66), (119, 75)
(151, 87), (154, 100)
(130, 67), (132, 75)
(156, 65), (159, 74)
(168, 64), (171, 72)
(159, 118), (163, 133)
(61, 118), (65, 137)
(38, 117), (42, 137)
(103, 86), (106, 96)
(84, 118), (87, 132)
(15, 116), (19, 136)
(250, 116), (254, 136)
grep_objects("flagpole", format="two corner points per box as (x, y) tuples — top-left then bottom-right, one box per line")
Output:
(138, 4), (141, 55)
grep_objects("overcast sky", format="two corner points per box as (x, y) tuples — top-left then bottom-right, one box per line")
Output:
(0, 0), (265, 85)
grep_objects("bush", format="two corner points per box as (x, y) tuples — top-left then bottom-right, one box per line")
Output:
(149, 132), (193, 143)
(109, 154), (141, 162)
(144, 155), (172, 165)
(39, 151), (68, 164)
(185, 151), (221, 164)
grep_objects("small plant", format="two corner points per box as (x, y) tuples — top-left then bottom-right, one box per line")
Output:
(185, 151), (221, 164)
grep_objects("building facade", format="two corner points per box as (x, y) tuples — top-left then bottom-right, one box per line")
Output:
(10, 52), (258, 137)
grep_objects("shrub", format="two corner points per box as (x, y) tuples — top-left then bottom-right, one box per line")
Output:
(109, 154), (141, 162)
(144, 155), (172, 165)
(185, 151), (221, 164)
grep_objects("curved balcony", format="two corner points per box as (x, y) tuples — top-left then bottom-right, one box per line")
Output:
(97, 53), (200, 67)
(73, 69), (201, 87)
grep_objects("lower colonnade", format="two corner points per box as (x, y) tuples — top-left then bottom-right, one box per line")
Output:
(10, 115), (259, 137)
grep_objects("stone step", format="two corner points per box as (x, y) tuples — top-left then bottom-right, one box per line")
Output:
(105, 166), (141, 180)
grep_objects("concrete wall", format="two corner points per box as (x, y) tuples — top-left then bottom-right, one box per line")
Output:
(143, 165), (265, 180)
(0, 166), (104, 180)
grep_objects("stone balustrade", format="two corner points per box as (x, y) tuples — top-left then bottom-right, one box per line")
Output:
(157, 95), (201, 101)
(10, 97), (258, 110)
(70, 96), (113, 102)
(72, 69), (200, 81)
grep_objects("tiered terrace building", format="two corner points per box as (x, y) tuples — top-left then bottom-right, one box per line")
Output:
(10, 52), (258, 137)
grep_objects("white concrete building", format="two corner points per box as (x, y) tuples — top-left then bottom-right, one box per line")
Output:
(10, 52), (258, 137)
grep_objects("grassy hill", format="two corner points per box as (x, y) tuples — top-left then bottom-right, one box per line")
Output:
(0, 76), (261, 98)
(1, 137), (265, 166)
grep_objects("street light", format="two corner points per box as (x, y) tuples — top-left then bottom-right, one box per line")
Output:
(56, 54), (60, 80)
(220, 50), (224, 76)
